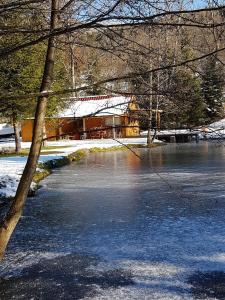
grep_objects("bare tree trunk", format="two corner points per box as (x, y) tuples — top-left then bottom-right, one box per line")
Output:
(154, 70), (160, 140)
(70, 39), (76, 99)
(12, 114), (21, 154)
(147, 28), (153, 147)
(147, 69), (153, 147)
(0, 0), (59, 260)
(42, 121), (48, 147)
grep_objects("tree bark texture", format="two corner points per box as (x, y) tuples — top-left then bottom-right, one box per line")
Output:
(12, 114), (21, 154)
(0, 0), (59, 260)
(42, 121), (48, 147)
(147, 71), (153, 147)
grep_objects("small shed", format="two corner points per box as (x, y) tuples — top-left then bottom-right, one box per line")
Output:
(21, 95), (140, 142)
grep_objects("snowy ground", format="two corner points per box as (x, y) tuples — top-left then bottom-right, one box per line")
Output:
(200, 118), (225, 139)
(0, 138), (148, 199)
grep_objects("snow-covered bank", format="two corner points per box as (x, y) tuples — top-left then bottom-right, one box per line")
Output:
(141, 129), (194, 136)
(140, 126), (225, 140)
(145, 118), (225, 140)
(200, 118), (225, 139)
(0, 138), (149, 199)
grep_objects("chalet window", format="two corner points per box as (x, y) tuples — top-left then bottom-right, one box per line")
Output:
(105, 117), (121, 126)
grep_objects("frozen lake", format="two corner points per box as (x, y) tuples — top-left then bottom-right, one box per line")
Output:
(1, 141), (225, 299)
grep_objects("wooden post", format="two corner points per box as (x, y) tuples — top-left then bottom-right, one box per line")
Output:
(157, 111), (161, 130)
(112, 116), (116, 139)
(82, 118), (86, 139)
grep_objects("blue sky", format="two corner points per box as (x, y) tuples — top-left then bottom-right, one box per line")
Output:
(192, 0), (225, 8)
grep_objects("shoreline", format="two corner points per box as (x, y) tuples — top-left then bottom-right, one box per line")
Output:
(0, 139), (164, 201)
(33, 143), (162, 193)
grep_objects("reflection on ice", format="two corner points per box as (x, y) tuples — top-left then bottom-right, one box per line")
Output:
(1, 142), (225, 299)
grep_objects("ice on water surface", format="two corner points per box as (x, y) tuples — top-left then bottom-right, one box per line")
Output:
(1, 142), (225, 299)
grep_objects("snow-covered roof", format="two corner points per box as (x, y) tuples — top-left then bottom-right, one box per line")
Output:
(0, 123), (14, 136)
(58, 95), (131, 118)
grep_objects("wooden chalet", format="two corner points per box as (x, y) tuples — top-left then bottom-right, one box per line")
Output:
(21, 95), (140, 142)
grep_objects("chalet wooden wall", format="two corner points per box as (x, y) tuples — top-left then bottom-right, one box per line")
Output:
(21, 119), (34, 142)
(21, 115), (140, 142)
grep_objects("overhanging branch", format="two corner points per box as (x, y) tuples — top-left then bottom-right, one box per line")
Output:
(1, 45), (224, 102)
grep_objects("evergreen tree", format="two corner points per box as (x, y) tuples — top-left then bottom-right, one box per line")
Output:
(0, 45), (68, 151)
(201, 57), (224, 122)
(188, 75), (206, 126)
(0, 7), (69, 151)
(0, 44), (46, 152)
(168, 68), (206, 127)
